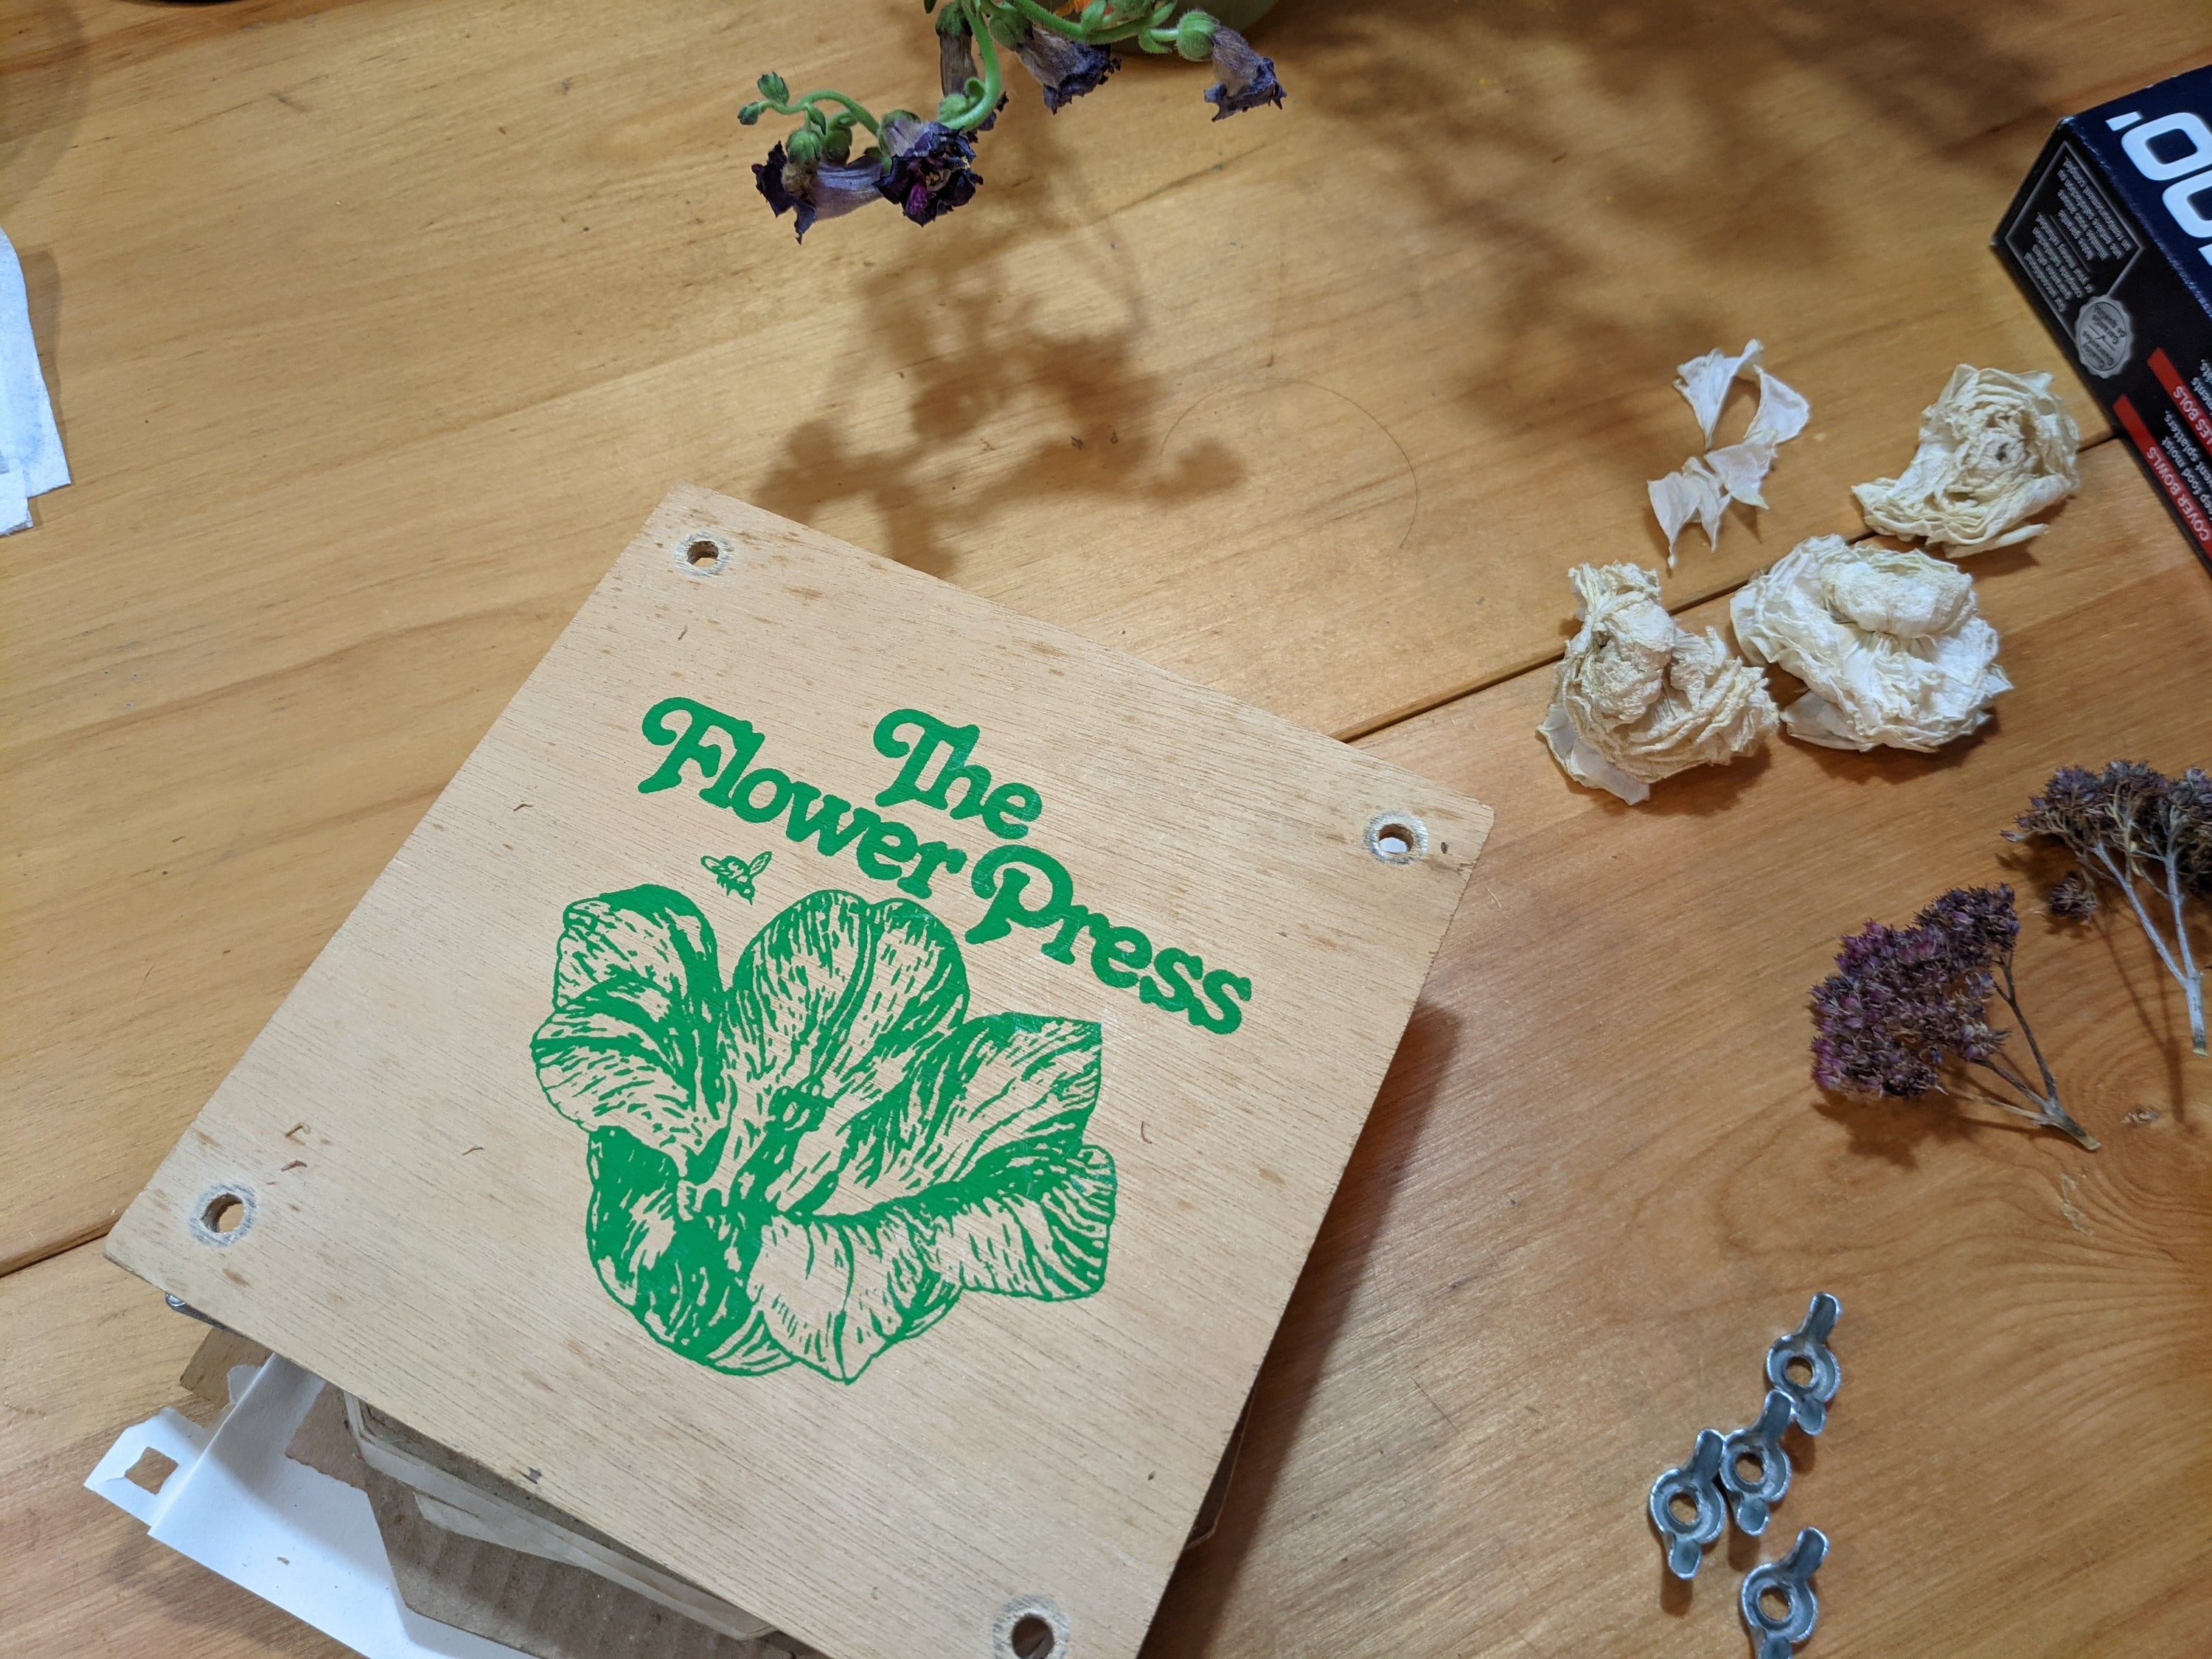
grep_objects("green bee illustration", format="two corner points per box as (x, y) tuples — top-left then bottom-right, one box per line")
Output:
(700, 849), (773, 902)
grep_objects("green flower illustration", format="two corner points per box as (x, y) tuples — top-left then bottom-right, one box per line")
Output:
(531, 885), (1114, 1383)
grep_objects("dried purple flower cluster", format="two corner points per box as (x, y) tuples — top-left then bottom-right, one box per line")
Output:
(2010, 761), (2211, 1056)
(1810, 884), (2096, 1148)
(741, 3), (1284, 240)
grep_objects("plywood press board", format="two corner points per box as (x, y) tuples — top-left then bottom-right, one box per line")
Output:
(108, 484), (1493, 1659)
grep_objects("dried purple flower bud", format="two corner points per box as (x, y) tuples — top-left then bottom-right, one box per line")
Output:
(2010, 760), (2206, 1056)
(2008, 763), (2106, 856)
(1204, 26), (1284, 120)
(937, 24), (1004, 131)
(2171, 766), (2212, 900)
(752, 142), (886, 241)
(1011, 25), (1119, 114)
(940, 25), (979, 100)
(1916, 883), (2020, 964)
(2046, 869), (2100, 920)
(877, 113), (982, 225)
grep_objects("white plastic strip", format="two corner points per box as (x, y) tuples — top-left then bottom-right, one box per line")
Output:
(0, 226), (67, 534)
(86, 1357), (526, 1659)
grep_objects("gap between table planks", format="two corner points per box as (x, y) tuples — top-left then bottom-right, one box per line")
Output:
(7, 438), (2208, 1658)
(5, 0), (2211, 1271)
(1150, 437), (2212, 1658)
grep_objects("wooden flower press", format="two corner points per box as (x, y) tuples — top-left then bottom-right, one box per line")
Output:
(106, 485), (1492, 1659)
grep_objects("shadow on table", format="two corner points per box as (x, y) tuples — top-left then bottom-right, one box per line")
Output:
(749, 94), (1242, 580)
(1139, 998), (1462, 1658)
(1269, 0), (2065, 435)
(0, 0), (88, 213)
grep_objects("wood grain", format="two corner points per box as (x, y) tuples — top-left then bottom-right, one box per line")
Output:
(7, 456), (2210, 1659)
(102, 486), (1489, 1659)
(1145, 437), (2212, 1658)
(6, 0), (2209, 1271)
(0, 1240), (349, 1659)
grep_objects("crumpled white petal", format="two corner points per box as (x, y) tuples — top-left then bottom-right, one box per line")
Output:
(1652, 349), (1810, 558)
(1540, 563), (1779, 804)
(1852, 365), (2081, 554)
(1704, 437), (1777, 511)
(1675, 340), (1764, 446)
(1729, 535), (2010, 752)
(1745, 369), (1809, 445)
(1648, 457), (1728, 567)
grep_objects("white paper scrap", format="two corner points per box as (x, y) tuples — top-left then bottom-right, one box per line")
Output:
(0, 226), (69, 535)
(86, 1355), (529, 1658)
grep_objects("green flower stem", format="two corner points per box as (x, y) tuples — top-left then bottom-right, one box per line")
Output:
(754, 89), (883, 136)
(1000, 0), (1093, 40)
(992, 0), (1180, 49)
(944, 0), (1006, 133)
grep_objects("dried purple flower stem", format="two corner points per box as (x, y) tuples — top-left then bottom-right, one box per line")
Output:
(1810, 886), (2096, 1149)
(2011, 762), (2208, 1056)
(1971, 952), (2094, 1146)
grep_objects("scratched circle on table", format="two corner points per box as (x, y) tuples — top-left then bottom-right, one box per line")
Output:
(1157, 379), (1421, 564)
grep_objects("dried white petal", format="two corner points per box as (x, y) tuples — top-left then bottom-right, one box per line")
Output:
(1730, 535), (2010, 752)
(1705, 437), (1778, 511)
(1674, 339), (1763, 446)
(1745, 369), (1809, 445)
(1540, 562), (1779, 803)
(1540, 700), (1652, 805)
(1852, 365), (2081, 555)
(1647, 456), (1727, 567)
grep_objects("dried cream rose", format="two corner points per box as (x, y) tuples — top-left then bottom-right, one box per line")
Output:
(1853, 366), (2081, 554)
(1730, 535), (2010, 752)
(1540, 563), (1778, 804)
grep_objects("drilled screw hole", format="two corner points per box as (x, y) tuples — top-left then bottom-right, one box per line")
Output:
(1667, 1492), (1697, 1524)
(125, 1447), (179, 1495)
(995, 1597), (1067, 1659)
(677, 533), (730, 574)
(1785, 1356), (1814, 1385)
(1364, 812), (1429, 864)
(1759, 1586), (1792, 1621)
(190, 1184), (256, 1246)
(1735, 1454), (1763, 1485)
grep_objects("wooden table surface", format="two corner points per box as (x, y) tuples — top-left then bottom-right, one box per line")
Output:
(3, 1), (2209, 1655)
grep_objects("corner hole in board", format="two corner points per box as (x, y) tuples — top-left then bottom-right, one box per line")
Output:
(677, 532), (731, 575)
(190, 1184), (257, 1247)
(1364, 811), (1430, 865)
(995, 1596), (1068, 1659)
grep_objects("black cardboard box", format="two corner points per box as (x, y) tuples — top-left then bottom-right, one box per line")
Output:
(1995, 63), (2212, 574)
